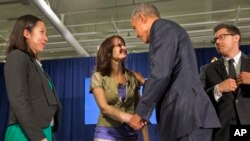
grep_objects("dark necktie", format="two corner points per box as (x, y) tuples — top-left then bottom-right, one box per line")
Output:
(228, 59), (237, 79)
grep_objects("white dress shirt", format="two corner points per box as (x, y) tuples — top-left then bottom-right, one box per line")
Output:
(214, 51), (241, 101)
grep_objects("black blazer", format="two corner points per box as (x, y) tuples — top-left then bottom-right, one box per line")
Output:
(201, 53), (250, 141)
(135, 19), (221, 141)
(4, 50), (61, 141)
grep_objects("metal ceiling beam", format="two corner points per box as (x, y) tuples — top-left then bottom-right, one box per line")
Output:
(55, 0), (171, 16)
(235, 5), (241, 25)
(111, 16), (120, 35)
(0, 0), (28, 5)
(30, 0), (89, 57)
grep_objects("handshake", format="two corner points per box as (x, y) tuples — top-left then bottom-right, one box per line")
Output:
(128, 113), (148, 130)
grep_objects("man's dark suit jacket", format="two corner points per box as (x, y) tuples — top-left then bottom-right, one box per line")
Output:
(201, 53), (250, 141)
(135, 18), (221, 141)
(4, 50), (61, 141)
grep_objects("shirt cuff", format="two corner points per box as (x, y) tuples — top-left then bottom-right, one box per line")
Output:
(214, 84), (222, 102)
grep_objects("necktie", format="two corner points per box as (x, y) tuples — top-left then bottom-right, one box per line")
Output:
(228, 59), (237, 80)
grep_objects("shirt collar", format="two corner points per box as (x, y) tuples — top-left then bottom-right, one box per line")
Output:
(223, 51), (241, 64)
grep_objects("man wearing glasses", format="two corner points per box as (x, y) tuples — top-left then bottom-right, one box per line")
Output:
(201, 23), (250, 141)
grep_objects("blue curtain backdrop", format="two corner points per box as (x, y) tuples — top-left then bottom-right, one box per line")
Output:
(1, 45), (250, 140)
(0, 63), (8, 141)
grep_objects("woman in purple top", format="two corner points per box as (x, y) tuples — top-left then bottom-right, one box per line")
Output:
(90, 35), (149, 141)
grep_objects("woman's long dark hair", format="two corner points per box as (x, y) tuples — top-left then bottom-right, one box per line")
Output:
(95, 35), (126, 76)
(6, 14), (43, 59)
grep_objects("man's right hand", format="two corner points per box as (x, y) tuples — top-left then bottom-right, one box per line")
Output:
(129, 114), (143, 130)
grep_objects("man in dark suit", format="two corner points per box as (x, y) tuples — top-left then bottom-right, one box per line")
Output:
(200, 23), (250, 141)
(129, 3), (221, 141)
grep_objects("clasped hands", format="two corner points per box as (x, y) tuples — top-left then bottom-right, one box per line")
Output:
(129, 113), (147, 130)
(218, 72), (250, 93)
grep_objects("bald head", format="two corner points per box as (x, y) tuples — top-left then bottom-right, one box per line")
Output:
(131, 3), (160, 19)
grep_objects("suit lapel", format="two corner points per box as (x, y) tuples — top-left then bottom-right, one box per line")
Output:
(236, 53), (250, 97)
(240, 53), (250, 72)
(31, 58), (58, 105)
(214, 58), (228, 80)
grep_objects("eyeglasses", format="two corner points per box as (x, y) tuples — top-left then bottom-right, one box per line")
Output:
(211, 34), (235, 44)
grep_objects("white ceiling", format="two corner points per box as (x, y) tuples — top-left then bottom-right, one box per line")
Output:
(0, 0), (250, 61)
